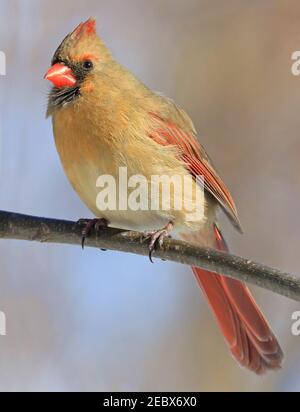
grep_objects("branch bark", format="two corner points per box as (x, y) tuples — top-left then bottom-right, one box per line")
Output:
(0, 210), (299, 302)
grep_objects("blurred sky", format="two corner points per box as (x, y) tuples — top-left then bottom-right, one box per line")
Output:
(0, 0), (300, 391)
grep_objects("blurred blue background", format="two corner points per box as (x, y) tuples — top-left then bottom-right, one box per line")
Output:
(0, 0), (300, 391)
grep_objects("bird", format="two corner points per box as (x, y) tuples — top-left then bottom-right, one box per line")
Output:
(45, 18), (283, 374)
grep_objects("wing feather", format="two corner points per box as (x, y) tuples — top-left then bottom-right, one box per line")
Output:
(149, 112), (242, 232)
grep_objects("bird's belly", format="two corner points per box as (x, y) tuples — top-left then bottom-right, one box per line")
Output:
(61, 156), (210, 232)
(99, 209), (171, 232)
(53, 116), (208, 232)
(67, 163), (175, 231)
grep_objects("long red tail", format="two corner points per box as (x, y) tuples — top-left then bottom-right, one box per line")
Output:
(192, 225), (283, 374)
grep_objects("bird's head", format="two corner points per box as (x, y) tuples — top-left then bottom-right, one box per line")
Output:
(45, 18), (112, 113)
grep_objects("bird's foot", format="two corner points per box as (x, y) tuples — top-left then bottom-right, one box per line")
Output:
(77, 218), (109, 249)
(141, 221), (173, 263)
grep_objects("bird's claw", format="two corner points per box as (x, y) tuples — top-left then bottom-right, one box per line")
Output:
(141, 222), (173, 263)
(76, 218), (109, 249)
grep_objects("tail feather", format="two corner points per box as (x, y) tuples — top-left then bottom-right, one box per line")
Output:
(191, 224), (283, 374)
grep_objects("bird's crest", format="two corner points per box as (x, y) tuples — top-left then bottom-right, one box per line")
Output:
(71, 18), (97, 40)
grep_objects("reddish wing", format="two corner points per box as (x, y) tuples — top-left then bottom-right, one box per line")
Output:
(149, 113), (242, 232)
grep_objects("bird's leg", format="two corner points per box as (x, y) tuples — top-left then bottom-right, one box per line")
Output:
(141, 221), (174, 263)
(76, 218), (109, 249)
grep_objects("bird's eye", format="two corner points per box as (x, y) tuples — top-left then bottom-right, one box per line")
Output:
(83, 60), (93, 70)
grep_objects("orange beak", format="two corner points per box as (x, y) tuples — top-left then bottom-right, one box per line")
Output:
(44, 63), (76, 88)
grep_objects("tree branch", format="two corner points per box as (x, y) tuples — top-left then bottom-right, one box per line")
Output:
(0, 210), (299, 302)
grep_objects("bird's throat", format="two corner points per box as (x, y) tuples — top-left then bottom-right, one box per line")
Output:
(47, 86), (80, 114)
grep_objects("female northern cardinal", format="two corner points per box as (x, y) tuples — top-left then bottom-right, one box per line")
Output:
(45, 18), (283, 374)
